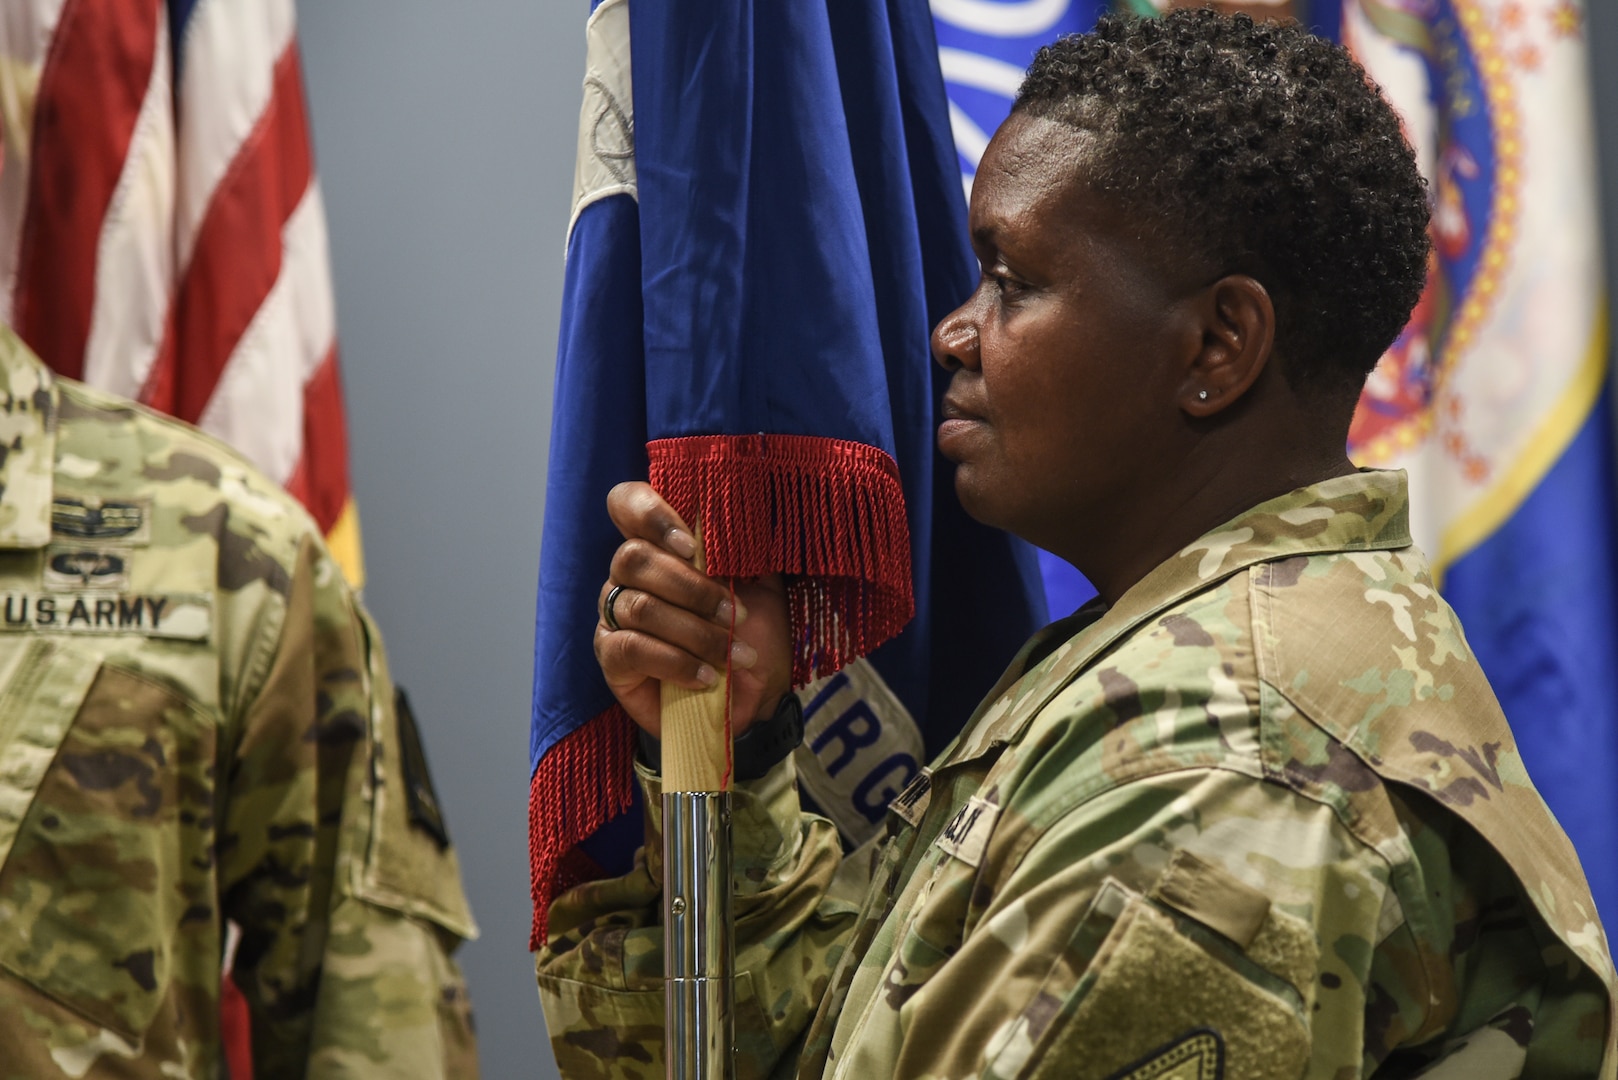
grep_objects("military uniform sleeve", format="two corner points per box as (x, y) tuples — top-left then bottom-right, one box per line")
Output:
(537, 754), (866, 1079)
(218, 535), (479, 1078)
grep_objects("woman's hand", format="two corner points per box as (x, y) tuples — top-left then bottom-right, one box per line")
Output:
(594, 482), (792, 738)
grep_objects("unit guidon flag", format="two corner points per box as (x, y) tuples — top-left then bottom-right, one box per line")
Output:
(529, 0), (1047, 946)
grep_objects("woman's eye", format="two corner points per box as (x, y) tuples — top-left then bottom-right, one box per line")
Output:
(991, 272), (1026, 298)
(976, 262), (1028, 302)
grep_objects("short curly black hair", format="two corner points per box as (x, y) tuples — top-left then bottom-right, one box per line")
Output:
(1013, 9), (1430, 400)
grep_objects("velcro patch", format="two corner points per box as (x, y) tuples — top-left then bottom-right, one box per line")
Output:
(0, 592), (211, 641)
(1104, 1028), (1224, 1080)
(934, 794), (999, 869)
(396, 687), (450, 849)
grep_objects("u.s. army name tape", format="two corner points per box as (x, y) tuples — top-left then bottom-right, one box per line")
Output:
(0, 592), (211, 641)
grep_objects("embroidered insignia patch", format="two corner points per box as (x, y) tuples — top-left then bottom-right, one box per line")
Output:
(51, 497), (149, 543)
(396, 687), (450, 849)
(44, 546), (129, 590)
(1104, 1028), (1225, 1080)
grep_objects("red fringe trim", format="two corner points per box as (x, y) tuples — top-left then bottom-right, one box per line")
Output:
(528, 705), (637, 949)
(648, 434), (914, 687)
(529, 435), (911, 947)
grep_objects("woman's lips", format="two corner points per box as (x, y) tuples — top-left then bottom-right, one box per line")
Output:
(937, 397), (986, 455)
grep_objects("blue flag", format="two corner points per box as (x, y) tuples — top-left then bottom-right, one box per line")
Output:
(529, 0), (1046, 946)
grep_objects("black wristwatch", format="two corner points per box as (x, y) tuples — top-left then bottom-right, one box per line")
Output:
(637, 691), (805, 782)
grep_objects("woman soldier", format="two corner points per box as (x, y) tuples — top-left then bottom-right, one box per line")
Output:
(543, 10), (1614, 1078)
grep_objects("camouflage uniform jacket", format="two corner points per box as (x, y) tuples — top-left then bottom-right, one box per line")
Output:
(0, 330), (479, 1078)
(538, 470), (1615, 1079)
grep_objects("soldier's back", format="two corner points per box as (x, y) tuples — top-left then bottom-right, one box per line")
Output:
(0, 332), (478, 1079)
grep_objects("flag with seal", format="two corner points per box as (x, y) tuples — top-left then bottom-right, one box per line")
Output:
(1337, 0), (1617, 920)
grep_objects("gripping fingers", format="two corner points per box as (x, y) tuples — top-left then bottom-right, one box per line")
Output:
(595, 583), (756, 677)
(609, 539), (739, 628)
(605, 484), (749, 626)
(606, 482), (698, 560)
(596, 623), (734, 693)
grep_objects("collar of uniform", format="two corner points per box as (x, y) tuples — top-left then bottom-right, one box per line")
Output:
(926, 599), (1110, 767)
(0, 329), (58, 550)
(1138, 467), (1410, 602)
(941, 470), (1411, 766)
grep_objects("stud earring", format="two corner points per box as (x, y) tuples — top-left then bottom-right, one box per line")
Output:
(1197, 390), (1209, 401)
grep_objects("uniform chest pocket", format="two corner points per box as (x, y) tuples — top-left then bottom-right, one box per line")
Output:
(0, 642), (216, 1040)
(984, 857), (1320, 1080)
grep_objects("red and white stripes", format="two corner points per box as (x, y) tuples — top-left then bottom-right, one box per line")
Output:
(0, 0), (362, 584)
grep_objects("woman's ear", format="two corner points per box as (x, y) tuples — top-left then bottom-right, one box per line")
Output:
(1178, 274), (1275, 417)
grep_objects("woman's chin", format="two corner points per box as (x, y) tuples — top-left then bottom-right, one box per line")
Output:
(951, 468), (1003, 529)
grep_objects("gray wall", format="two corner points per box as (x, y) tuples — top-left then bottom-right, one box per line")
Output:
(297, 4), (1618, 1078)
(295, 3), (576, 1077)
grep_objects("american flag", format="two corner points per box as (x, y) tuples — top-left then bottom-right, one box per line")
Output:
(0, 0), (362, 586)
(0, 3), (361, 1076)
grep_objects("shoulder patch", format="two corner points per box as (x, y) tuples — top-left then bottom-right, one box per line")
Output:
(51, 496), (150, 544)
(395, 687), (449, 849)
(1104, 1028), (1224, 1080)
(934, 794), (999, 869)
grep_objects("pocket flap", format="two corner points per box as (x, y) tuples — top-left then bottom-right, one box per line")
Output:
(1150, 850), (1272, 950)
(0, 641), (102, 868)
(975, 878), (1314, 1080)
(0, 658), (211, 1040)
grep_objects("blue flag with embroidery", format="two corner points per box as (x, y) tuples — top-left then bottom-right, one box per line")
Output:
(1328, 0), (1617, 922)
(529, 0), (1047, 946)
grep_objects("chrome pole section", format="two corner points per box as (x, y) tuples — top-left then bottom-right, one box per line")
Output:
(659, 519), (734, 1079)
(664, 791), (734, 1080)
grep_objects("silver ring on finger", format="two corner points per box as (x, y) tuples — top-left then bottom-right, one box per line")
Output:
(602, 584), (627, 632)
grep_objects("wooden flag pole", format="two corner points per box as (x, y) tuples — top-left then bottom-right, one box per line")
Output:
(661, 523), (734, 1079)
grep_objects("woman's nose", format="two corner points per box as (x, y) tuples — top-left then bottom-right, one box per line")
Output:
(931, 303), (981, 372)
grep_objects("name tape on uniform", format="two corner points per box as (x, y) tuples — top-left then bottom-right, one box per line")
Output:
(0, 592), (211, 641)
(935, 794), (1000, 869)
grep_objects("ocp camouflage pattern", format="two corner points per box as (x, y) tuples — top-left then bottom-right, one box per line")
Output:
(537, 469), (1615, 1079)
(0, 329), (479, 1078)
